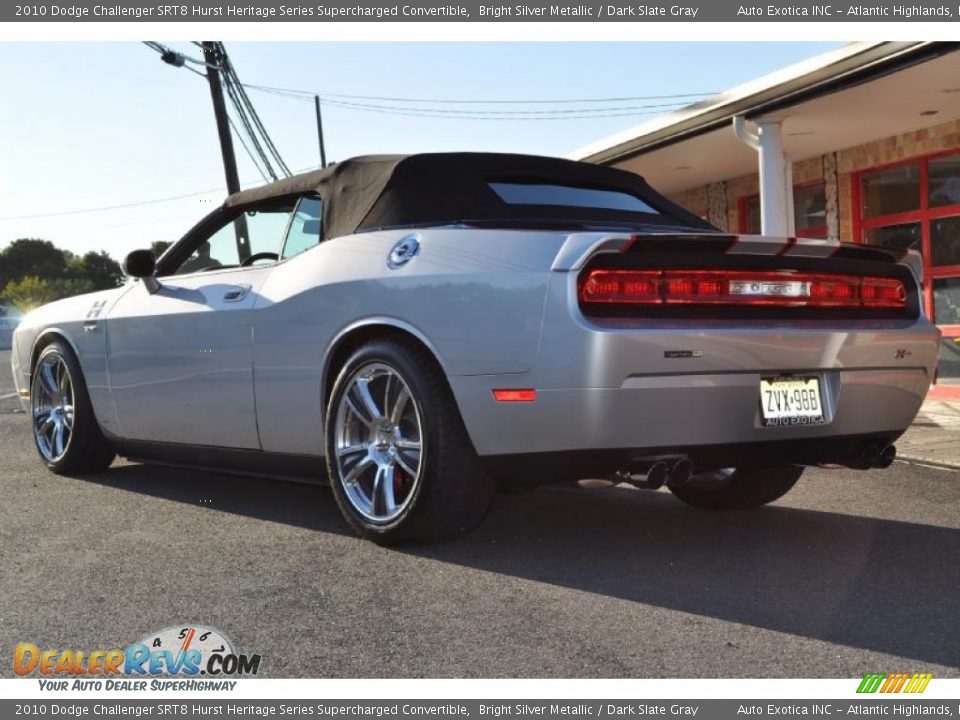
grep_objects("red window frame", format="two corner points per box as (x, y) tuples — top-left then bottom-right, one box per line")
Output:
(738, 180), (828, 239)
(851, 148), (960, 339)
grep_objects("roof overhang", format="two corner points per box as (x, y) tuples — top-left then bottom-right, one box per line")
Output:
(573, 42), (960, 194)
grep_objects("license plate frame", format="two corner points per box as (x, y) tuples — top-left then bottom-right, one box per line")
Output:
(759, 376), (825, 427)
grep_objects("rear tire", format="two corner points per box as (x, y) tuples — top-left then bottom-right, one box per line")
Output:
(668, 465), (803, 510)
(31, 340), (116, 474)
(324, 337), (496, 545)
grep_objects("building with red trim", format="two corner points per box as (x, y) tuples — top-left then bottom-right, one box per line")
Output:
(576, 41), (960, 392)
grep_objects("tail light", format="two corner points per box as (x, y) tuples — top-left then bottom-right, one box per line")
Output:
(578, 269), (907, 309)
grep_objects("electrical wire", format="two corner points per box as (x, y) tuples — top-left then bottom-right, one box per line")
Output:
(241, 82), (717, 105)
(262, 88), (690, 115)
(218, 43), (292, 177)
(0, 166), (320, 222)
(221, 56), (280, 181)
(291, 96), (685, 121)
(247, 84), (700, 120)
(227, 114), (271, 183)
(0, 188), (226, 221)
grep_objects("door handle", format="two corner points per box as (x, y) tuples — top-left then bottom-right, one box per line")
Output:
(222, 285), (251, 303)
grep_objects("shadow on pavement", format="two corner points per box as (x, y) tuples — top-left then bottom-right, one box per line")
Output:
(418, 485), (960, 669)
(77, 463), (959, 668)
(84, 463), (350, 537)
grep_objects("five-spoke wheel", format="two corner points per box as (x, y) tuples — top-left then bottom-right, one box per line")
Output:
(334, 362), (424, 524)
(325, 338), (496, 545)
(30, 341), (115, 474)
(32, 352), (75, 463)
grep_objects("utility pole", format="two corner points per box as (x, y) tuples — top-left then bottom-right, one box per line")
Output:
(202, 41), (249, 259)
(314, 95), (327, 169)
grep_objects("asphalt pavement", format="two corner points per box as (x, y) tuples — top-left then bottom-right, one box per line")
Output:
(1, 349), (958, 678)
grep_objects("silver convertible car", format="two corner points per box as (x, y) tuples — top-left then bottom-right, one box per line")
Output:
(11, 153), (940, 544)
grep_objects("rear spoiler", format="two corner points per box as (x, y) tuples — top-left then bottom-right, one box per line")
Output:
(552, 233), (923, 284)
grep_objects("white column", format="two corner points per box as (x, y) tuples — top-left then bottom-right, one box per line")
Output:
(756, 120), (790, 237)
(733, 116), (793, 238)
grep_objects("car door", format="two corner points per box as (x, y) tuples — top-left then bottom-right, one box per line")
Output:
(106, 202), (293, 448)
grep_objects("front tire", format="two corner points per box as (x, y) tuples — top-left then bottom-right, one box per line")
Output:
(324, 338), (496, 545)
(31, 340), (116, 474)
(668, 466), (804, 510)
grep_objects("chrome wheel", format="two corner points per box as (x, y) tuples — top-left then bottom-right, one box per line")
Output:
(333, 362), (424, 524)
(32, 353), (75, 463)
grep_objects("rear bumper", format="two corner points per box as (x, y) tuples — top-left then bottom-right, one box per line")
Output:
(481, 433), (901, 481)
(450, 366), (930, 459)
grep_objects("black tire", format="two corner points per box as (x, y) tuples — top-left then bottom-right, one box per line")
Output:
(324, 337), (496, 545)
(31, 340), (116, 474)
(668, 465), (804, 510)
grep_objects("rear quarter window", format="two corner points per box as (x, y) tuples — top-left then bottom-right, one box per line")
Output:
(488, 181), (660, 214)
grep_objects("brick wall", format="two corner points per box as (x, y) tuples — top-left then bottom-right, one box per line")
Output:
(666, 117), (960, 241)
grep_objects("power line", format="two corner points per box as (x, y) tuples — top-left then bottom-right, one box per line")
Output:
(144, 41), (292, 178)
(279, 96), (687, 121)
(0, 188), (225, 221)
(246, 84), (703, 120)
(218, 43), (291, 177)
(0, 166), (318, 222)
(145, 42), (708, 121)
(227, 114), (272, 183)
(263, 89), (690, 116)
(221, 59), (280, 181)
(242, 82), (717, 105)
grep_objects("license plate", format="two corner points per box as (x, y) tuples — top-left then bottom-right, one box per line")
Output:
(759, 376), (825, 427)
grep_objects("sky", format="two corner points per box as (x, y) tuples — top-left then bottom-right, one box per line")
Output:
(0, 41), (842, 259)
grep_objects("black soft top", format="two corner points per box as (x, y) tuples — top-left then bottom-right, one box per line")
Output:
(224, 152), (714, 240)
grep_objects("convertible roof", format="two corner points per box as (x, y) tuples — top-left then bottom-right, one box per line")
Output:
(223, 152), (714, 240)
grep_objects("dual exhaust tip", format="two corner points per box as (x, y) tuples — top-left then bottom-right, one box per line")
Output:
(619, 443), (896, 488)
(618, 457), (693, 490)
(859, 442), (897, 469)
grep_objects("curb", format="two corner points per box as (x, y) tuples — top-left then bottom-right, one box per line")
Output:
(895, 456), (960, 471)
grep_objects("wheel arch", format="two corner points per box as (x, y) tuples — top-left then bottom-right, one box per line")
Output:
(320, 318), (450, 421)
(29, 328), (80, 377)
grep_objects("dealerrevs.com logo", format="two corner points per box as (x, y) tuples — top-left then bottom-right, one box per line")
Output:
(857, 673), (934, 694)
(14, 625), (262, 689)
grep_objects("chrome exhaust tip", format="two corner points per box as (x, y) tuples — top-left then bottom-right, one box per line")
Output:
(636, 461), (669, 490)
(666, 458), (694, 488)
(845, 442), (897, 470)
(617, 460), (669, 490)
(864, 443), (882, 468)
(878, 444), (896, 469)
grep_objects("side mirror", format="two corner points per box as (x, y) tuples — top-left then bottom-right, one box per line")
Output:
(122, 250), (161, 294)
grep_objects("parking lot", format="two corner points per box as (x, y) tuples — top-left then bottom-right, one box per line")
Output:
(1, 348), (958, 678)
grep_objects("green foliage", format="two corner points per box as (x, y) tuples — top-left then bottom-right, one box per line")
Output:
(0, 276), (94, 312)
(77, 250), (124, 290)
(0, 238), (67, 288)
(150, 241), (173, 258)
(0, 239), (125, 309)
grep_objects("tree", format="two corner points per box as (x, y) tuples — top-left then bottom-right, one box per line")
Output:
(0, 276), (95, 312)
(78, 250), (123, 290)
(150, 241), (173, 258)
(0, 239), (68, 288)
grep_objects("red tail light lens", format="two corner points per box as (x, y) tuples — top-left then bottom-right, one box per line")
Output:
(578, 269), (661, 304)
(861, 277), (908, 308)
(578, 269), (907, 309)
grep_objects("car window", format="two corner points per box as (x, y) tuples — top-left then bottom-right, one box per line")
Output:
(488, 181), (660, 214)
(281, 197), (323, 260)
(175, 205), (293, 275)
